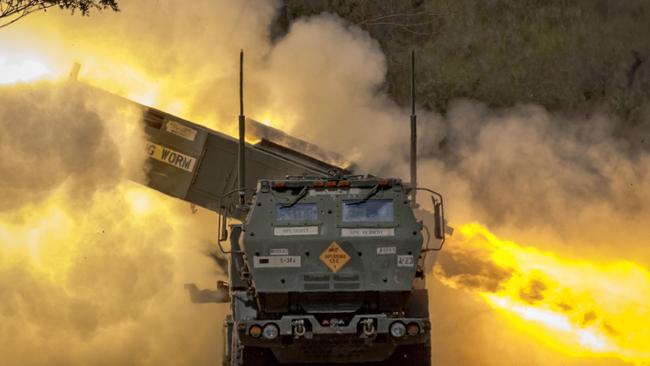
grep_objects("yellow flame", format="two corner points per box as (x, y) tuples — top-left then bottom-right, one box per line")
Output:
(256, 111), (286, 129)
(125, 186), (155, 216)
(442, 223), (650, 365)
(0, 57), (49, 84)
(0, 181), (177, 275)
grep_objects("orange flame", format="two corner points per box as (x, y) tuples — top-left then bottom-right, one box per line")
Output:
(437, 223), (650, 365)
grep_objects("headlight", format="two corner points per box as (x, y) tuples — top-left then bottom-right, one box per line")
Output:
(406, 322), (420, 336)
(390, 322), (406, 338)
(249, 325), (262, 338)
(262, 324), (279, 340)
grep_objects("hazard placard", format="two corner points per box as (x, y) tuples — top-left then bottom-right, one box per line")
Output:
(320, 241), (351, 273)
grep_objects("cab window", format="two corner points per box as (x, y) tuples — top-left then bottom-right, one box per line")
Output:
(276, 203), (318, 221)
(342, 199), (394, 222)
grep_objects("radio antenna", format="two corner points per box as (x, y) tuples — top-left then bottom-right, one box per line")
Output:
(410, 50), (417, 206)
(238, 50), (246, 205)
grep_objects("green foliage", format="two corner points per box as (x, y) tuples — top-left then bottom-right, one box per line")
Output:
(0, 0), (119, 28)
(48, 0), (118, 14)
(279, 0), (650, 122)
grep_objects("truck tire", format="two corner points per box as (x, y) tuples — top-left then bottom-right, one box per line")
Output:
(385, 342), (431, 366)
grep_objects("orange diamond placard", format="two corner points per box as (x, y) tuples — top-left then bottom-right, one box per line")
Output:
(320, 241), (351, 273)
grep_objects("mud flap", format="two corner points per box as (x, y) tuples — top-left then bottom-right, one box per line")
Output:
(406, 289), (430, 318)
(223, 315), (233, 366)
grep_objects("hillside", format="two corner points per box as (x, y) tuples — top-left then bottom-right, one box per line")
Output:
(277, 0), (649, 122)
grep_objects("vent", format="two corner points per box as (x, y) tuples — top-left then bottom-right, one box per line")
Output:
(304, 274), (330, 282)
(333, 274), (359, 282)
(305, 283), (330, 291)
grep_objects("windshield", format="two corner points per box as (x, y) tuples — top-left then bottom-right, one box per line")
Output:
(276, 203), (318, 221)
(342, 199), (394, 222)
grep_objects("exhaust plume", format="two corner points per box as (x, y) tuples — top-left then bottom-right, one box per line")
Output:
(0, 82), (225, 365)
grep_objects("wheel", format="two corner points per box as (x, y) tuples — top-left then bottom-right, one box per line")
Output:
(384, 342), (431, 366)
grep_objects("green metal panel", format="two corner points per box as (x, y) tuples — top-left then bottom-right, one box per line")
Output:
(242, 180), (423, 295)
(136, 107), (349, 215)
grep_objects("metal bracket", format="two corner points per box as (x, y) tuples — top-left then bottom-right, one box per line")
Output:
(184, 281), (230, 303)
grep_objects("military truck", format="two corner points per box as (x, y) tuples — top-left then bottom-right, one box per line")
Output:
(131, 99), (445, 364)
(193, 173), (443, 365)
(67, 52), (446, 365)
(75, 48), (445, 364)
(181, 51), (446, 365)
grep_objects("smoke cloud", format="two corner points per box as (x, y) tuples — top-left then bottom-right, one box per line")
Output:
(0, 82), (225, 366)
(0, 83), (127, 210)
(1, 0), (649, 365)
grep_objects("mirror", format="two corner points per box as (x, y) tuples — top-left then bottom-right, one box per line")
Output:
(219, 206), (229, 242)
(434, 201), (445, 240)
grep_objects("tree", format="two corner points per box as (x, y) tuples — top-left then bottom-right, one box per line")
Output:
(0, 0), (118, 29)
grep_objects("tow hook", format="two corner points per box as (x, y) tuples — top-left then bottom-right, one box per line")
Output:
(292, 320), (306, 338)
(361, 318), (375, 337)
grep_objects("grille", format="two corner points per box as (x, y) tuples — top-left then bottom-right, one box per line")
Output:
(333, 283), (360, 290)
(304, 283), (330, 291)
(304, 274), (330, 282)
(333, 274), (359, 282)
(304, 273), (360, 291)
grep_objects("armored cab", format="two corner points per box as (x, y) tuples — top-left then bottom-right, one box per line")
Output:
(218, 175), (442, 365)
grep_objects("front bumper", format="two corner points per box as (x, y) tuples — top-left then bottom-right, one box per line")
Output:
(237, 314), (429, 363)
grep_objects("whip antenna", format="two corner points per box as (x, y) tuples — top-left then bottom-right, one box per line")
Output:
(238, 50), (246, 205)
(410, 50), (417, 206)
